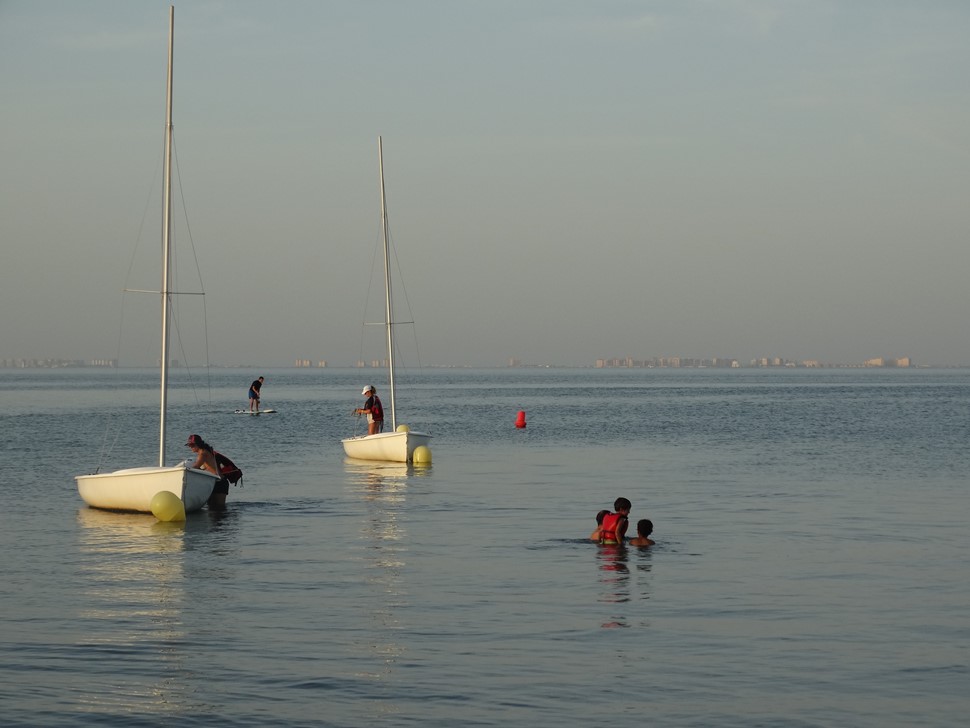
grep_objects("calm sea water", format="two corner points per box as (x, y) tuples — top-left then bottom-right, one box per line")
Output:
(1, 367), (967, 727)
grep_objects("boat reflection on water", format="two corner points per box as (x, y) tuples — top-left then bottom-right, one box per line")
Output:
(73, 508), (210, 719)
(76, 507), (188, 612)
(343, 457), (431, 490)
(342, 458), (430, 719)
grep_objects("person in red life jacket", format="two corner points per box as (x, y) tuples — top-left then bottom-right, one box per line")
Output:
(355, 385), (384, 435)
(599, 497), (632, 545)
(629, 519), (655, 547)
(186, 433), (232, 510)
(589, 509), (610, 541)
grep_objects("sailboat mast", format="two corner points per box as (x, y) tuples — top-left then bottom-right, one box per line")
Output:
(158, 5), (174, 467)
(378, 136), (396, 431)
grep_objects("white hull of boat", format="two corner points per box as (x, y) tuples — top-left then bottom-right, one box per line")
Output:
(342, 431), (431, 463)
(76, 465), (219, 513)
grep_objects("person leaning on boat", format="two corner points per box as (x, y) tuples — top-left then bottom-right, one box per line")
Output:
(355, 385), (384, 435)
(186, 434), (230, 510)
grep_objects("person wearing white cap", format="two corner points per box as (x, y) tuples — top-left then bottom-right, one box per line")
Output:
(354, 385), (384, 435)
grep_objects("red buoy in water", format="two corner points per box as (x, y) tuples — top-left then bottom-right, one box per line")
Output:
(515, 410), (527, 428)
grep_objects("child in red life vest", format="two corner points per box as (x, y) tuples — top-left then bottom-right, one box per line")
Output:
(598, 497), (632, 545)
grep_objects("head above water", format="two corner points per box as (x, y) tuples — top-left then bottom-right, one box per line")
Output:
(595, 509), (609, 525)
(613, 497), (632, 513)
(637, 519), (653, 537)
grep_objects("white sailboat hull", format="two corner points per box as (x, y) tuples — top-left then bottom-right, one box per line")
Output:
(342, 431), (431, 463)
(76, 465), (218, 513)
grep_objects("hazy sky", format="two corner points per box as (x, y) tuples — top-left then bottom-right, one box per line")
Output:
(3, 0), (969, 368)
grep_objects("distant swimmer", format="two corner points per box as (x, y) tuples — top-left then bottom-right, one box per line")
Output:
(599, 497), (632, 545)
(248, 376), (264, 413)
(628, 519), (655, 547)
(355, 385), (384, 435)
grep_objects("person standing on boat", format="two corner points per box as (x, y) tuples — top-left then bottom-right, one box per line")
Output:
(355, 385), (384, 435)
(186, 434), (230, 510)
(248, 376), (264, 413)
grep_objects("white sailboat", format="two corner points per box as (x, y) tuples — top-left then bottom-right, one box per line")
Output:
(75, 7), (219, 513)
(342, 137), (432, 463)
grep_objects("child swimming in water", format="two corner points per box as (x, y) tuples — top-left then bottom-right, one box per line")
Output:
(628, 518), (655, 547)
(598, 498), (631, 545)
(589, 509), (609, 541)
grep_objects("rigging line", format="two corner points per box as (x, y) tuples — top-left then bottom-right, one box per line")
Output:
(349, 399), (366, 436)
(166, 274), (207, 408)
(121, 144), (163, 299)
(172, 134), (213, 401)
(355, 221), (384, 366)
(202, 294), (212, 401)
(92, 289), (133, 472)
(168, 304), (204, 408)
(385, 224), (424, 370)
(172, 135), (206, 297)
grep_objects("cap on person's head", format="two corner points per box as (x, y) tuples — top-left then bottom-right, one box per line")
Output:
(362, 385), (375, 395)
(185, 434), (203, 447)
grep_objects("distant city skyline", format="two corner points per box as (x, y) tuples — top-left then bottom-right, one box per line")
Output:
(0, 353), (928, 370)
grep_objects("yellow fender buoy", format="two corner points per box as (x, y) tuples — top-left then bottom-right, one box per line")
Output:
(413, 445), (432, 464)
(151, 491), (186, 522)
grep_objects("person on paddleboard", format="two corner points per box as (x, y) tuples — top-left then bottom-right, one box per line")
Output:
(248, 376), (264, 413)
(355, 385), (384, 435)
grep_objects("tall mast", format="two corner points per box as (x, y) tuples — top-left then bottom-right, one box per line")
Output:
(378, 136), (397, 431)
(159, 5), (174, 466)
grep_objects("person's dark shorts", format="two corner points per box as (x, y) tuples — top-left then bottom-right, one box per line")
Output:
(213, 478), (230, 495)
(249, 389), (258, 399)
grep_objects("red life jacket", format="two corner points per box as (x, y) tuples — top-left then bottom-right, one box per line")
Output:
(370, 395), (384, 421)
(599, 512), (624, 543)
(215, 451), (243, 485)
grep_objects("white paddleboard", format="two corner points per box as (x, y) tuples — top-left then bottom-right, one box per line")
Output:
(234, 409), (276, 414)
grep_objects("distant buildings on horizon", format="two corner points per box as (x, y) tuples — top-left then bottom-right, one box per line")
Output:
(591, 356), (914, 369)
(1, 358), (118, 369)
(0, 354), (922, 370)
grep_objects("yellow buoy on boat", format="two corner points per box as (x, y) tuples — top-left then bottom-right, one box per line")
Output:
(413, 445), (432, 464)
(151, 490), (185, 522)
(396, 424), (410, 432)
